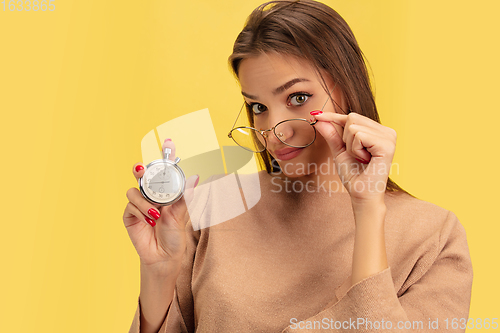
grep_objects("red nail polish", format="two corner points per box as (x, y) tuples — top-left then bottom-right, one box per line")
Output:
(194, 175), (200, 188)
(164, 138), (171, 142)
(310, 110), (323, 115)
(145, 217), (156, 227)
(148, 208), (161, 220)
(135, 165), (144, 172)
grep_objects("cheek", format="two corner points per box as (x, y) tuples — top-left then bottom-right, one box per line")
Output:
(253, 116), (267, 130)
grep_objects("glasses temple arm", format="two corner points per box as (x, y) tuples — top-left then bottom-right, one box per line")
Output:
(230, 102), (246, 133)
(321, 82), (337, 112)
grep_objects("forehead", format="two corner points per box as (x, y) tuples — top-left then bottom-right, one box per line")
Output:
(238, 53), (319, 92)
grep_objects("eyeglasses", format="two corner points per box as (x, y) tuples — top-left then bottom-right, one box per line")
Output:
(228, 108), (318, 153)
(228, 84), (336, 153)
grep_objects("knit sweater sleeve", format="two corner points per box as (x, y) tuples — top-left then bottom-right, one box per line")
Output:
(282, 210), (473, 333)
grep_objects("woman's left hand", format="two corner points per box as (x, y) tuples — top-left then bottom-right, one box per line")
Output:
(311, 111), (397, 206)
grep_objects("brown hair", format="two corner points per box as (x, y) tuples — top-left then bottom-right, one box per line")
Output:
(229, 0), (413, 196)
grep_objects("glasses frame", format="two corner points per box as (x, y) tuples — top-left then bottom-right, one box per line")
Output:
(228, 103), (318, 153)
(228, 82), (337, 153)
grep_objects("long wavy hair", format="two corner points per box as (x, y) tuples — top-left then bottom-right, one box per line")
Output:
(229, 0), (412, 195)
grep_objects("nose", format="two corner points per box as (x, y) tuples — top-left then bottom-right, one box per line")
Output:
(263, 108), (289, 145)
(263, 129), (283, 145)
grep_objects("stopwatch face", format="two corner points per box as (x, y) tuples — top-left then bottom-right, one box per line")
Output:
(140, 160), (185, 205)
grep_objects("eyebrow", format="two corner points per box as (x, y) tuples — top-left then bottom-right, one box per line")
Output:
(241, 78), (310, 100)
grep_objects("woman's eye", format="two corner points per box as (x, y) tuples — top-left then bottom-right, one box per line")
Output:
(289, 94), (311, 106)
(251, 103), (267, 115)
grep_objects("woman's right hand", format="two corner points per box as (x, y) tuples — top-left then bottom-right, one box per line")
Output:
(123, 139), (199, 272)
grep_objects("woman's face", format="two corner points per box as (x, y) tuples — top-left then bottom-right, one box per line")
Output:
(238, 52), (347, 178)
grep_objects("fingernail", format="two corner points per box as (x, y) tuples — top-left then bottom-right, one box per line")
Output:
(310, 110), (323, 115)
(309, 116), (315, 123)
(145, 217), (156, 227)
(194, 174), (200, 188)
(148, 208), (161, 220)
(164, 138), (171, 142)
(355, 157), (369, 164)
(135, 165), (144, 172)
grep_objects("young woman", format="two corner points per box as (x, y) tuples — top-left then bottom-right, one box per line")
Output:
(124, 1), (472, 332)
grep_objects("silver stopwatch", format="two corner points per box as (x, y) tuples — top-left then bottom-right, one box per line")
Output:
(138, 147), (186, 206)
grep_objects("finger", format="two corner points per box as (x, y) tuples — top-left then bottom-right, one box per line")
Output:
(162, 138), (176, 161)
(315, 111), (390, 134)
(183, 174), (200, 209)
(133, 163), (146, 182)
(342, 114), (392, 144)
(311, 111), (346, 150)
(312, 119), (346, 160)
(344, 124), (379, 162)
(337, 111), (382, 129)
(351, 131), (395, 160)
(123, 201), (156, 228)
(330, 120), (344, 145)
(342, 113), (368, 144)
(126, 187), (162, 226)
(311, 110), (348, 127)
(351, 134), (372, 164)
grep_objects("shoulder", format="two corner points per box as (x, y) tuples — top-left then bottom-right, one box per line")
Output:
(385, 191), (462, 232)
(383, 191), (470, 273)
(383, 192), (472, 297)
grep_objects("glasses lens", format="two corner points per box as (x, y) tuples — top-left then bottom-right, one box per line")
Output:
(275, 119), (316, 147)
(230, 127), (266, 152)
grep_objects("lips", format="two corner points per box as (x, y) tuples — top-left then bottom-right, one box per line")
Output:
(273, 147), (303, 160)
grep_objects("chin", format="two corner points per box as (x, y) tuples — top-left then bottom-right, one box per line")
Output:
(274, 158), (315, 178)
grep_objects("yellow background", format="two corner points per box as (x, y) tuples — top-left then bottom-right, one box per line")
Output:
(1, 0), (498, 331)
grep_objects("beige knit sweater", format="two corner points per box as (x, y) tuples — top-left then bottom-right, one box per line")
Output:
(129, 170), (472, 332)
